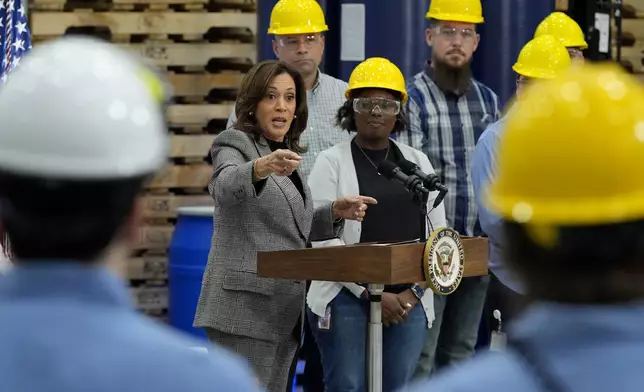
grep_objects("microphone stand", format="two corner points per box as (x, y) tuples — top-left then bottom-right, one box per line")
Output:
(366, 174), (427, 392)
(414, 190), (429, 243)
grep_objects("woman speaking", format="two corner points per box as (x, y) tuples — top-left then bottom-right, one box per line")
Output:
(193, 60), (376, 392)
(306, 58), (448, 391)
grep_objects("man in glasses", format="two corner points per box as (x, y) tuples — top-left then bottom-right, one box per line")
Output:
(471, 35), (571, 344)
(534, 12), (588, 63)
(395, 0), (502, 380)
(226, 0), (350, 179)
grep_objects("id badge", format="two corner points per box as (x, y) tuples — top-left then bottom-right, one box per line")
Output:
(318, 306), (332, 330)
(490, 331), (507, 351)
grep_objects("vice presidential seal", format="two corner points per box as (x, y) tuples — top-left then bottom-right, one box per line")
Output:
(423, 227), (465, 295)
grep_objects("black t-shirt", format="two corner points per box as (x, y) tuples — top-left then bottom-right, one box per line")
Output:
(351, 138), (423, 293)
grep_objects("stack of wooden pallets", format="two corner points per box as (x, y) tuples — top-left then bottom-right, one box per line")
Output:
(28, 0), (257, 321)
(615, 0), (644, 81)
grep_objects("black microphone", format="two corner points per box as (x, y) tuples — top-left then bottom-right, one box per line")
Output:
(398, 159), (448, 209)
(377, 160), (428, 195)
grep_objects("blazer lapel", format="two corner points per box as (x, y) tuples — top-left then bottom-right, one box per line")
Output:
(253, 137), (311, 239)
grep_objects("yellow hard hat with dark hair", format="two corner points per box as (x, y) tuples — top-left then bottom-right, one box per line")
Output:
(487, 62), (644, 226)
(345, 57), (408, 104)
(535, 12), (588, 50)
(512, 35), (571, 79)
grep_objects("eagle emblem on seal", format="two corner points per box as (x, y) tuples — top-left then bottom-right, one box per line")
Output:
(437, 244), (455, 276)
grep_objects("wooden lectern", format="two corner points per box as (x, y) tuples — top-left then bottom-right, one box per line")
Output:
(257, 237), (488, 392)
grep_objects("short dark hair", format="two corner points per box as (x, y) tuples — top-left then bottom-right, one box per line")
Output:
(335, 89), (408, 133)
(0, 172), (147, 262)
(233, 60), (308, 154)
(504, 219), (644, 304)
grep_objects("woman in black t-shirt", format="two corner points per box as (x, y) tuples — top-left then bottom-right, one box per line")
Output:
(306, 58), (448, 392)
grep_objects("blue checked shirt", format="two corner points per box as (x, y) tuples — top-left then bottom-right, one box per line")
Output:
(396, 65), (501, 236)
(227, 71), (351, 180)
(471, 116), (524, 294)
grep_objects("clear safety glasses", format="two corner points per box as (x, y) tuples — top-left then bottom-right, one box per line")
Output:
(353, 98), (401, 116)
(278, 34), (322, 51)
(435, 26), (477, 42)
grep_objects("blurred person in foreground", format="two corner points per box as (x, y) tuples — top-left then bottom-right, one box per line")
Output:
(193, 59), (376, 392)
(472, 35), (571, 333)
(534, 11), (588, 63)
(307, 57), (447, 392)
(0, 36), (262, 392)
(406, 62), (644, 391)
(396, 0), (501, 378)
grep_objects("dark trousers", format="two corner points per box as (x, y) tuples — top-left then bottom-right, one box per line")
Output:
(301, 316), (324, 392)
(483, 272), (529, 337)
(287, 281), (324, 392)
(413, 275), (490, 378)
(308, 289), (427, 392)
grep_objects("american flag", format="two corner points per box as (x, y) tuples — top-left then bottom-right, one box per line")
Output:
(0, 0), (30, 259)
(1, 0), (31, 84)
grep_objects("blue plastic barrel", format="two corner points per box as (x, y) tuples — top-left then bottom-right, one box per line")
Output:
(168, 206), (215, 340)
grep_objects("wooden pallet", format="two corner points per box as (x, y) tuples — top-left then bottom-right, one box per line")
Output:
(615, 45), (644, 73)
(121, 42), (255, 69)
(147, 163), (212, 189)
(142, 193), (212, 219)
(131, 284), (169, 311)
(168, 72), (244, 98)
(136, 223), (175, 250)
(30, 11), (257, 36)
(29, 0), (256, 12)
(168, 103), (233, 128)
(128, 255), (168, 280)
(624, 0), (644, 16)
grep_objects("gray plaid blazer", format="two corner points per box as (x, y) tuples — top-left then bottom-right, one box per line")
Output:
(194, 129), (343, 342)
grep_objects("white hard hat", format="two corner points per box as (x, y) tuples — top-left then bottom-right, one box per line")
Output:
(0, 36), (168, 180)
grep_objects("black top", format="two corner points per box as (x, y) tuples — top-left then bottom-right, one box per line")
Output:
(351, 138), (423, 293)
(264, 139), (305, 199)
(264, 139), (306, 342)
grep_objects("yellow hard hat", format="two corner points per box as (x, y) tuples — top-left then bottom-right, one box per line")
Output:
(268, 0), (328, 36)
(426, 0), (484, 24)
(512, 35), (571, 79)
(345, 57), (408, 104)
(487, 63), (644, 226)
(535, 12), (588, 50)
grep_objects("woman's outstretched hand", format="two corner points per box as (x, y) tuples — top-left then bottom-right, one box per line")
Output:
(332, 196), (378, 222)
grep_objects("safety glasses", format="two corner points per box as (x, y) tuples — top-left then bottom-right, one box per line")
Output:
(353, 97), (401, 116)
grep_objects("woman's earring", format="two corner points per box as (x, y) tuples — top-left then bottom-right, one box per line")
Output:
(293, 115), (297, 118)
(249, 112), (253, 116)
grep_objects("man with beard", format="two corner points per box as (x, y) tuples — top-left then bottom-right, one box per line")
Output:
(395, 0), (501, 379)
(226, 0), (350, 179)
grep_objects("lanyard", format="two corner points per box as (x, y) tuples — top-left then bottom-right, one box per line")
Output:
(510, 339), (569, 392)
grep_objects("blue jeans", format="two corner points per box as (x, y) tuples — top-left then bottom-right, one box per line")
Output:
(308, 289), (427, 392)
(414, 275), (490, 378)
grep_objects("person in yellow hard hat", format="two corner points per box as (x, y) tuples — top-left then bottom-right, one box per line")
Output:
(394, 0), (502, 380)
(227, 0), (350, 180)
(408, 61), (644, 392)
(535, 12), (588, 62)
(306, 57), (447, 392)
(470, 35), (571, 339)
